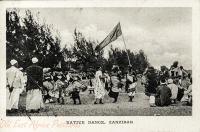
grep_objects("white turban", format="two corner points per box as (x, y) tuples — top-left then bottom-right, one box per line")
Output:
(168, 79), (173, 84)
(32, 57), (38, 63)
(10, 59), (17, 65)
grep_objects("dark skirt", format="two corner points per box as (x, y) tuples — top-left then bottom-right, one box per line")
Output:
(108, 89), (119, 99)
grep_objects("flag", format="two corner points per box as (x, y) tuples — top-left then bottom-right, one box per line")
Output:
(95, 22), (122, 52)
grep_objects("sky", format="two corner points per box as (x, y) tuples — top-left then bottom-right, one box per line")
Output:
(11, 8), (192, 70)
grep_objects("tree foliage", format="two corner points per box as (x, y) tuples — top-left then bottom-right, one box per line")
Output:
(6, 10), (62, 69)
(62, 29), (106, 72)
(106, 46), (149, 74)
(7, 9), (150, 73)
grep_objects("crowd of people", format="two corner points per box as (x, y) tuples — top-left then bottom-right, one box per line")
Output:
(6, 57), (192, 114)
(142, 61), (192, 107)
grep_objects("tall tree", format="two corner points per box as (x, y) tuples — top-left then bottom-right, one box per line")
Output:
(6, 10), (25, 68)
(6, 10), (62, 69)
(71, 29), (105, 71)
(106, 47), (149, 74)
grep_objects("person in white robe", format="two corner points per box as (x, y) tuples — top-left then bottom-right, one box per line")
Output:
(94, 66), (105, 104)
(6, 59), (25, 113)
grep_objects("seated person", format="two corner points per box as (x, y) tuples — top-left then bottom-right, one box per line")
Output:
(167, 79), (178, 104)
(181, 78), (192, 106)
(177, 76), (191, 101)
(155, 79), (172, 106)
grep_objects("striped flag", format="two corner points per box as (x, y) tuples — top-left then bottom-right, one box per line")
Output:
(95, 22), (122, 52)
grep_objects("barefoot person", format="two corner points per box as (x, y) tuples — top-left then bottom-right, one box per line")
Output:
(26, 57), (44, 113)
(6, 59), (25, 113)
(69, 77), (82, 105)
(109, 66), (122, 103)
(55, 73), (66, 104)
(127, 73), (137, 102)
(94, 66), (105, 104)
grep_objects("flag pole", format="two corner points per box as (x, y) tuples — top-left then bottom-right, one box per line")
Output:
(121, 33), (131, 66)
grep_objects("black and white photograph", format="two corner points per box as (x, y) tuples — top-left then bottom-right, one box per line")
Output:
(5, 7), (193, 116)
(1, 0), (200, 131)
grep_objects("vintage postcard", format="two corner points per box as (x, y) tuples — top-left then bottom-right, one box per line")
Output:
(0, 0), (200, 132)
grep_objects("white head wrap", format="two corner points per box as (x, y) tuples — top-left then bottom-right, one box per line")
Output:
(32, 57), (38, 63)
(10, 59), (17, 65)
(168, 79), (173, 84)
(19, 67), (23, 71)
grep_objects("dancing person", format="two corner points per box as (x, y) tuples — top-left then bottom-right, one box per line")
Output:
(43, 68), (55, 103)
(55, 73), (66, 104)
(43, 75), (55, 104)
(88, 77), (95, 94)
(104, 70), (110, 91)
(94, 66), (105, 104)
(69, 88), (82, 105)
(6, 59), (25, 113)
(108, 66), (122, 103)
(26, 57), (44, 113)
(127, 73), (137, 102)
(69, 77), (82, 104)
(125, 65), (133, 92)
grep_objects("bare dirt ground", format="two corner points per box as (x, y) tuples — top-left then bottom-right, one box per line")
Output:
(7, 80), (192, 116)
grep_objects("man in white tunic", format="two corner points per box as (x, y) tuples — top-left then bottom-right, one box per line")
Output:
(6, 59), (25, 113)
(94, 66), (105, 104)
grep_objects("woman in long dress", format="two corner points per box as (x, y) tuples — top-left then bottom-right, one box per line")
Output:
(94, 67), (105, 104)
